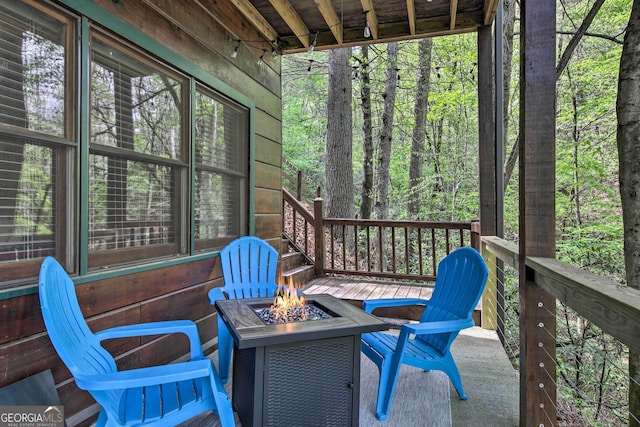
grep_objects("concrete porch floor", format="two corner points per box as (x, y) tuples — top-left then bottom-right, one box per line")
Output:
(450, 327), (519, 426)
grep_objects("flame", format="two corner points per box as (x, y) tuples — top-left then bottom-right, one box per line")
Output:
(271, 284), (306, 321)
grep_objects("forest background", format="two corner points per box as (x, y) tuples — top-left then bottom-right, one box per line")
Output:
(281, 0), (634, 425)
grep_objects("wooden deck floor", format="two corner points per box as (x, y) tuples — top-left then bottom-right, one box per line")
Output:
(303, 275), (481, 324)
(303, 276), (435, 322)
(303, 276), (435, 300)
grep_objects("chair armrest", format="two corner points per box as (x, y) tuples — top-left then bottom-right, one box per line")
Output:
(402, 318), (474, 335)
(362, 298), (429, 313)
(75, 359), (214, 390)
(95, 320), (203, 360)
(208, 287), (227, 304)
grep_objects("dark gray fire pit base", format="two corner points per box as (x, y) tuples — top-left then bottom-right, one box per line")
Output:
(234, 335), (357, 426)
(215, 294), (388, 427)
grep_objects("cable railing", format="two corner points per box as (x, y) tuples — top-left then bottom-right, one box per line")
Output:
(482, 236), (640, 426)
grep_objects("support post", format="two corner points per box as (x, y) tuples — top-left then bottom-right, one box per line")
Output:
(477, 25), (498, 332)
(314, 198), (325, 277)
(470, 218), (481, 251)
(494, 0), (506, 345)
(519, 1), (557, 425)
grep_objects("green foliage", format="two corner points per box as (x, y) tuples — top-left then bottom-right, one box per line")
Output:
(282, 2), (634, 424)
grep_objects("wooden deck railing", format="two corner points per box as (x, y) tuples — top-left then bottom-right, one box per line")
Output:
(481, 236), (640, 425)
(320, 217), (479, 281)
(282, 191), (480, 282)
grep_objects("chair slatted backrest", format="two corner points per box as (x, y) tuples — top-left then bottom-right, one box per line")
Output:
(219, 236), (279, 299)
(39, 257), (122, 408)
(417, 247), (488, 352)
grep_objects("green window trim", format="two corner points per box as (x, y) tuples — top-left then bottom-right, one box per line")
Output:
(0, 0), (257, 297)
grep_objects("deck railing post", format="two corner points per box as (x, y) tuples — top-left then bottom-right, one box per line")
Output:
(314, 198), (325, 277)
(481, 239), (498, 330)
(470, 218), (481, 251)
(520, 0), (558, 424)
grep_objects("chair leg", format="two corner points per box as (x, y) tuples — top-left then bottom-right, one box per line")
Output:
(208, 366), (236, 427)
(442, 353), (468, 400)
(217, 319), (233, 384)
(375, 358), (390, 421)
(376, 356), (403, 421)
(361, 343), (394, 421)
(213, 389), (235, 427)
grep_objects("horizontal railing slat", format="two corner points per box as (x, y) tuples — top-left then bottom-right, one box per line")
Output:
(481, 235), (640, 355)
(528, 256), (640, 355)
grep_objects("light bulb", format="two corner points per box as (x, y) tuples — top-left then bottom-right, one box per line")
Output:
(364, 20), (371, 38)
(231, 43), (239, 58)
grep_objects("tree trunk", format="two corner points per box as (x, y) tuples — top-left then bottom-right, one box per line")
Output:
(376, 42), (398, 221)
(568, 68), (582, 229)
(501, 0), (517, 176)
(615, 1), (640, 424)
(359, 45), (374, 219)
(429, 117), (444, 194)
(325, 47), (354, 220)
(408, 38), (433, 220)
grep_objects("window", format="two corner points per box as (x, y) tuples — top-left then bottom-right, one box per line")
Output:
(0, 1), (75, 281)
(194, 87), (247, 250)
(88, 33), (187, 268)
(0, 1), (250, 285)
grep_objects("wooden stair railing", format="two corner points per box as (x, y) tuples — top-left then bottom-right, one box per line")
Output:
(282, 188), (481, 284)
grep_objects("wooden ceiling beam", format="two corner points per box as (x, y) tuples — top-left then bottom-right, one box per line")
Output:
(314, 0), (343, 44)
(450, 0), (458, 30)
(280, 11), (482, 53)
(228, 0), (279, 42)
(268, 0), (311, 48)
(406, 0), (416, 35)
(484, 0), (499, 25)
(360, 0), (379, 39)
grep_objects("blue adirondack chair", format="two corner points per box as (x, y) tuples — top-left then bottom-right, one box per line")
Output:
(208, 236), (281, 383)
(361, 246), (489, 421)
(39, 256), (235, 427)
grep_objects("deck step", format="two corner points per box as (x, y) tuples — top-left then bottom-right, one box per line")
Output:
(280, 251), (307, 272)
(282, 264), (315, 288)
(281, 238), (291, 253)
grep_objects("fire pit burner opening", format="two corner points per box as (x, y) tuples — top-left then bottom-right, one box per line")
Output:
(249, 300), (338, 324)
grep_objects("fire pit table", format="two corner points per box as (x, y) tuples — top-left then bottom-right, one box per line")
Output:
(215, 293), (389, 427)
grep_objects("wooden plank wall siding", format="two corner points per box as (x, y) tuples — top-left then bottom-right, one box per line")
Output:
(1, 1), (284, 425)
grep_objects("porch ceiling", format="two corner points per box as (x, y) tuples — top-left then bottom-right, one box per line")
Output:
(216, 0), (498, 54)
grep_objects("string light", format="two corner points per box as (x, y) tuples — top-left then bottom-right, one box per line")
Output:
(308, 32), (318, 53)
(363, 11), (371, 38)
(257, 49), (266, 66)
(230, 40), (240, 58)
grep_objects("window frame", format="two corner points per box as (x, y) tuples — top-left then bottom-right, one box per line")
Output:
(0, 0), (255, 291)
(0, 0), (77, 282)
(193, 83), (248, 252)
(87, 29), (190, 269)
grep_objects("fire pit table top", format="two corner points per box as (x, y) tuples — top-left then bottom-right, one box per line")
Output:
(215, 294), (389, 349)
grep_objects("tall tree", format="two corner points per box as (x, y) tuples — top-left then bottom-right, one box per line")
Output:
(615, 0), (640, 423)
(325, 47), (354, 219)
(501, 0), (517, 161)
(359, 45), (374, 219)
(375, 42), (399, 220)
(408, 38), (433, 219)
